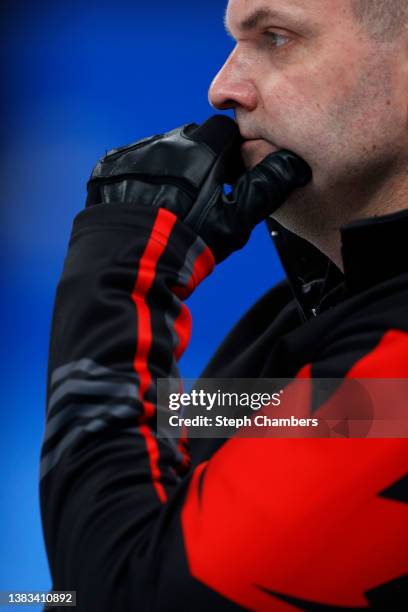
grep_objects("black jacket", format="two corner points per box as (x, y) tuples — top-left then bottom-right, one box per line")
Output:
(40, 203), (408, 611)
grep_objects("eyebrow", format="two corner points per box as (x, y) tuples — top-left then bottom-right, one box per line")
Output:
(224, 6), (306, 37)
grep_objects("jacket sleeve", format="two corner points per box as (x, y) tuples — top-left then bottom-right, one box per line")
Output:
(40, 202), (408, 612)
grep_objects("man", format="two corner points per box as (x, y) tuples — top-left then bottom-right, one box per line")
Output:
(211, 0), (408, 269)
(41, 1), (408, 610)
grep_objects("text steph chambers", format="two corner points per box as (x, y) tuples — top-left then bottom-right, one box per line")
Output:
(168, 415), (319, 428)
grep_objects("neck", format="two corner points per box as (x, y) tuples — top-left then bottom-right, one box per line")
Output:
(273, 164), (408, 272)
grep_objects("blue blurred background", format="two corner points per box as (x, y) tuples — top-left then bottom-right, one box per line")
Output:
(1, 0), (283, 604)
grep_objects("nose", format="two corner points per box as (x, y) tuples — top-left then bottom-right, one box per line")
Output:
(208, 48), (258, 112)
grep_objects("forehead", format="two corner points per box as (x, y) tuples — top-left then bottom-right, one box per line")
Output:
(225, 0), (352, 30)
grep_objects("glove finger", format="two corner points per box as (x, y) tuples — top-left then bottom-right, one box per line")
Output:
(232, 149), (312, 227)
(186, 115), (241, 156)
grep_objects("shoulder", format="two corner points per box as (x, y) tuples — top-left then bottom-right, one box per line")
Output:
(307, 273), (408, 378)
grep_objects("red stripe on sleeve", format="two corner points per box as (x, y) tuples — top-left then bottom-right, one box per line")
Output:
(173, 246), (215, 300)
(170, 242), (215, 470)
(131, 208), (177, 504)
(173, 305), (192, 361)
(191, 246), (215, 286)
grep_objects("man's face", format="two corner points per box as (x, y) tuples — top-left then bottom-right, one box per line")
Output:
(209, 0), (408, 232)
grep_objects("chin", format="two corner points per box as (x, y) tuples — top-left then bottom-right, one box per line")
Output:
(241, 139), (279, 170)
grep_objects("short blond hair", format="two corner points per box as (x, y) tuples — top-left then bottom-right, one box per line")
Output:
(352, 0), (408, 41)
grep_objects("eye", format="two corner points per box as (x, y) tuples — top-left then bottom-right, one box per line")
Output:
(262, 31), (291, 48)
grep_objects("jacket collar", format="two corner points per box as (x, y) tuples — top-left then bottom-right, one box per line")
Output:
(267, 207), (408, 320)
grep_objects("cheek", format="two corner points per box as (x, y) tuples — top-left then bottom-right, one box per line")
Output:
(259, 40), (364, 125)
(258, 52), (370, 157)
(259, 76), (327, 154)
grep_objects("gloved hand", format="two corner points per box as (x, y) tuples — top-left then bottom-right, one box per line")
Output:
(86, 115), (312, 263)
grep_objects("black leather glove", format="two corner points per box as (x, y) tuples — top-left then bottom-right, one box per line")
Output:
(86, 115), (312, 263)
